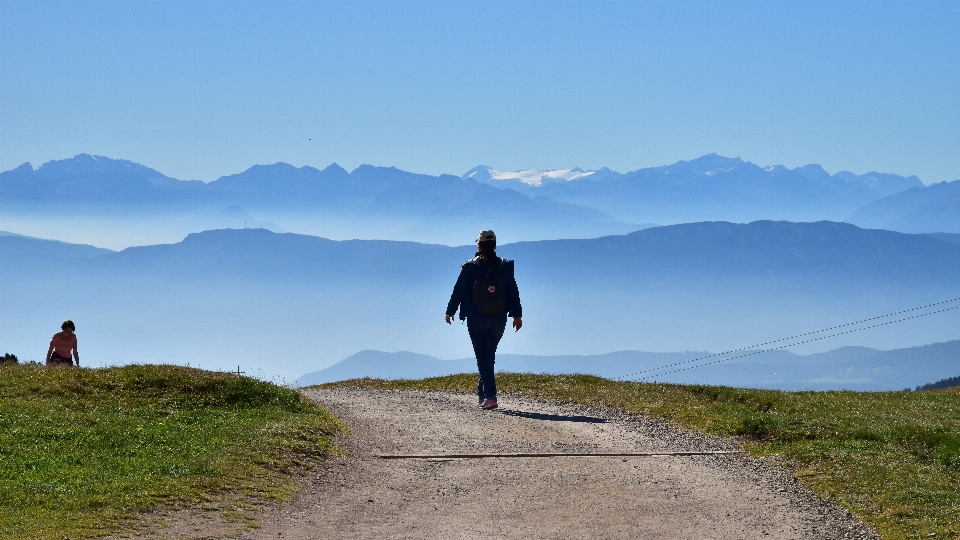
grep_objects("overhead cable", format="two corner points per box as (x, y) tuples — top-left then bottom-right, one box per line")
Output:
(614, 296), (960, 382)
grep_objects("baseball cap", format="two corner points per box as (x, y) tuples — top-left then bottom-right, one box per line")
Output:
(475, 230), (496, 243)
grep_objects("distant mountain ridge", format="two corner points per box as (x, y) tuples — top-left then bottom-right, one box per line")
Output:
(0, 154), (205, 208)
(4, 153), (953, 248)
(296, 340), (960, 392)
(847, 179), (960, 233)
(463, 155), (927, 225)
(0, 154), (637, 244)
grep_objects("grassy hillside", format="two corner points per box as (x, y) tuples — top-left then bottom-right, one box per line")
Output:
(0, 364), (345, 539)
(325, 374), (960, 539)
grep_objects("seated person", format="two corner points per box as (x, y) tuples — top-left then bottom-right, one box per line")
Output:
(47, 320), (79, 367)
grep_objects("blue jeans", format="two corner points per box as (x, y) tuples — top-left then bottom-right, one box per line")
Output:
(467, 314), (507, 399)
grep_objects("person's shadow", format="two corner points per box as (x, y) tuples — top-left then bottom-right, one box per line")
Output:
(497, 409), (608, 423)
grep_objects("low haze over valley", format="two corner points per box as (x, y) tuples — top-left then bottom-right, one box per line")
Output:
(2, 186), (958, 384)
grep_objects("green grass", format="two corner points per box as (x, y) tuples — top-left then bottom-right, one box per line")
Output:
(323, 373), (960, 539)
(0, 364), (345, 539)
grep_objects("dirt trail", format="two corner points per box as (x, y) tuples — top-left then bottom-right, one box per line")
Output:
(121, 388), (877, 539)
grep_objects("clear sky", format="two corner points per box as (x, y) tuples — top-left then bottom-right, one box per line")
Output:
(2, 0), (958, 183)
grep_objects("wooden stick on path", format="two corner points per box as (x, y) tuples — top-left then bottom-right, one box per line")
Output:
(378, 451), (743, 459)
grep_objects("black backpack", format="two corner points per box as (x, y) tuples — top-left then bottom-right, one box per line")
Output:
(472, 262), (506, 315)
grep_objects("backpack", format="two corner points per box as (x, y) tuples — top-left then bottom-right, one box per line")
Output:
(472, 262), (506, 315)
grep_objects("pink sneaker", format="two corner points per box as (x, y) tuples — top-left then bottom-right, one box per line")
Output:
(480, 397), (498, 410)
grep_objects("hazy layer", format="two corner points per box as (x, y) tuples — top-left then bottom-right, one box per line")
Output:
(3, 223), (958, 381)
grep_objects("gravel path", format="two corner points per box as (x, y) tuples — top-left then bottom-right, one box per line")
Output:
(118, 387), (878, 539)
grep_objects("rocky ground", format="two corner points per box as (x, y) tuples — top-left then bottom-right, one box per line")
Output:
(115, 387), (878, 539)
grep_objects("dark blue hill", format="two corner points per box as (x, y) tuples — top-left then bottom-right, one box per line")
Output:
(0, 233), (114, 265)
(509, 220), (960, 286)
(56, 220), (960, 289)
(96, 228), (468, 283)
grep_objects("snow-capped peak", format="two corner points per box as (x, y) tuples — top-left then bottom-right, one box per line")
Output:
(485, 168), (595, 186)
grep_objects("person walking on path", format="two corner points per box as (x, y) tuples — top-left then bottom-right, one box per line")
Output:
(46, 320), (79, 366)
(445, 230), (522, 410)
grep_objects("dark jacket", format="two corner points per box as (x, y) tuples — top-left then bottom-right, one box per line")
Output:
(446, 256), (522, 320)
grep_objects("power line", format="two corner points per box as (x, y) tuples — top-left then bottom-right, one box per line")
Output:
(639, 305), (959, 381)
(614, 297), (960, 382)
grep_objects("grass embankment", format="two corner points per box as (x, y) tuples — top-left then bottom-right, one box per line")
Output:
(326, 373), (960, 539)
(0, 364), (345, 540)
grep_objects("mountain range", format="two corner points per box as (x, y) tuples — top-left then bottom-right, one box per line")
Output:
(3, 153), (957, 250)
(465, 154), (931, 225)
(3, 221), (958, 380)
(296, 341), (960, 392)
(0, 155), (636, 247)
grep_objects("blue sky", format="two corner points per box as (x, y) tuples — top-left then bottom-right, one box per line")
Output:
(1, 0), (958, 183)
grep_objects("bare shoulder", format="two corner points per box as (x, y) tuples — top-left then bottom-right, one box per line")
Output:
(53, 331), (76, 342)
